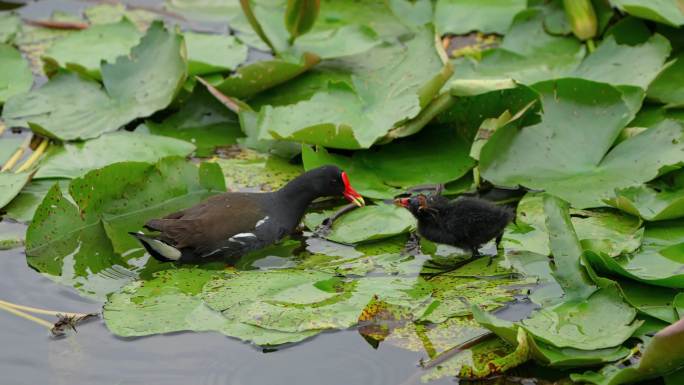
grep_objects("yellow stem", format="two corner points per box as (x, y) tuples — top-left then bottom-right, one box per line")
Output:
(1, 135), (31, 172)
(0, 299), (87, 318)
(0, 302), (53, 329)
(15, 137), (48, 173)
(0, 120), (6, 136)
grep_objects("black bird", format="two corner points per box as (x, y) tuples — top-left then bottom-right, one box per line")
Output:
(395, 194), (514, 267)
(130, 165), (365, 263)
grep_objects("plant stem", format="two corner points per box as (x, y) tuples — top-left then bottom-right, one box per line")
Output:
(587, 39), (596, 53)
(0, 302), (53, 329)
(0, 299), (89, 318)
(1, 135), (31, 172)
(15, 137), (48, 173)
(0, 119), (6, 137)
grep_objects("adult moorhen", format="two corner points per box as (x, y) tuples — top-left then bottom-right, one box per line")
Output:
(131, 165), (365, 263)
(395, 194), (514, 271)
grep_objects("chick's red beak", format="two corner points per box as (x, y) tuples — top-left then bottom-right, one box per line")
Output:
(341, 172), (365, 207)
(394, 198), (410, 208)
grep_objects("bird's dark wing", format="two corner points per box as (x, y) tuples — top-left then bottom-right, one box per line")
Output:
(144, 193), (271, 256)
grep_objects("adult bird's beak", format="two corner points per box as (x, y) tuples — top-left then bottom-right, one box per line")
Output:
(341, 172), (365, 207)
(394, 198), (410, 208)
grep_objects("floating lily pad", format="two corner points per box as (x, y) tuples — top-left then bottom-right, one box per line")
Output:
(215, 53), (320, 99)
(505, 193), (644, 258)
(571, 318), (684, 385)
(34, 131), (195, 179)
(144, 86), (243, 157)
(620, 279), (680, 323)
(420, 256), (535, 324)
(434, 0), (527, 35)
(0, 43), (32, 104)
(185, 32), (248, 75)
(608, 169), (684, 221)
(104, 268), (319, 345)
(452, 8), (585, 85)
(2, 179), (68, 222)
(480, 80), (684, 209)
(3, 22), (186, 141)
(585, 219), (684, 288)
(472, 306), (631, 368)
(213, 148), (303, 192)
(302, 124), (475, 199)
(256, 26), (450, 149)
(0, 12), (20, 43)
(42, 18), (142, 80)
(609, 0), (684, 27)
(304, 204), (416, 244)
(202, 269), (428, 334)
(648, 52), (684, 108)
(0, 171), (31, 210)
(521, 284), (641, 350)
(26, 157), (225, 298)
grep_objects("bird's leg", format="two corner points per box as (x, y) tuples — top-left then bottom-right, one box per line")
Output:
(421, 247), (486, 279)
(402, 232), (422, 256)
(314, 203), (359, 237)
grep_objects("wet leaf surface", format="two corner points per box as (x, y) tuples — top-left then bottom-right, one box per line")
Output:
(0, 43), (32, 104)
(3, 22), (186, 140)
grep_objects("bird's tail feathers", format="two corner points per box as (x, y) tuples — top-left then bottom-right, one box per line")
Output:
(129, 232), (182, 262)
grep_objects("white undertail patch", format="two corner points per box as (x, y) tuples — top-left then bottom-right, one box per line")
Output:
(140, 235), (181, 260)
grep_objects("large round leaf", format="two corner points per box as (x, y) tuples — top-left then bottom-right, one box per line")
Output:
(0, 43), (32, 104)
(3, 22), (186, 140)
(480, 79), (684, 209)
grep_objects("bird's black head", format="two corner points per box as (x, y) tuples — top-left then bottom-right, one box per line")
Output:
(394, 194), (428, 217)
(293, 165), (365, 206)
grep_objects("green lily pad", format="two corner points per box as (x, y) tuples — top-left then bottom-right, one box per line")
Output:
(256, 26), (451, 149)
(213, 148), (303, 192)
(104, 268), (319, 345)
(472, 306), (631, 368)
(420, 256), (535, 324)
(620, 279), (680, 323)
(0, 43), (32, 104)
(144, 86), (243, 157)
(26, 157), (225, 298)
(452, 8), (585, 85)
(293, 25), (381, 59)
(185, 32), (248, 75)
(34, 131), (196, 179)
(302, 124), (475, 199)
(480, 80), (684, 209)
(0, 171), (31, 210)
(42, 18), (142, 80)
(84, 3), (158, 29)
(609, 0), (684, 27)
(304, 204), (416, 244)
(648, 53), (684, 108)
(3, 22), (186, 141)
(202, 269), (428, 333)
(2, 179), (68, 223)
(571, 318), (684, 384)
(585, 219), (684, 288)
(434, 0), (527, 35)
(215, 53), (320, 99)
(521, 284), (642, 350)
(608, 169), (684, 221)
(0, 12), (20, 44)
(505, 193), (644, 258)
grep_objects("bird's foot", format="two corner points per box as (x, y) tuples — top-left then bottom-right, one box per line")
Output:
(313, 203), (360, 238)
(401, 232), (422, 256)
(421, 252), (486, 280)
